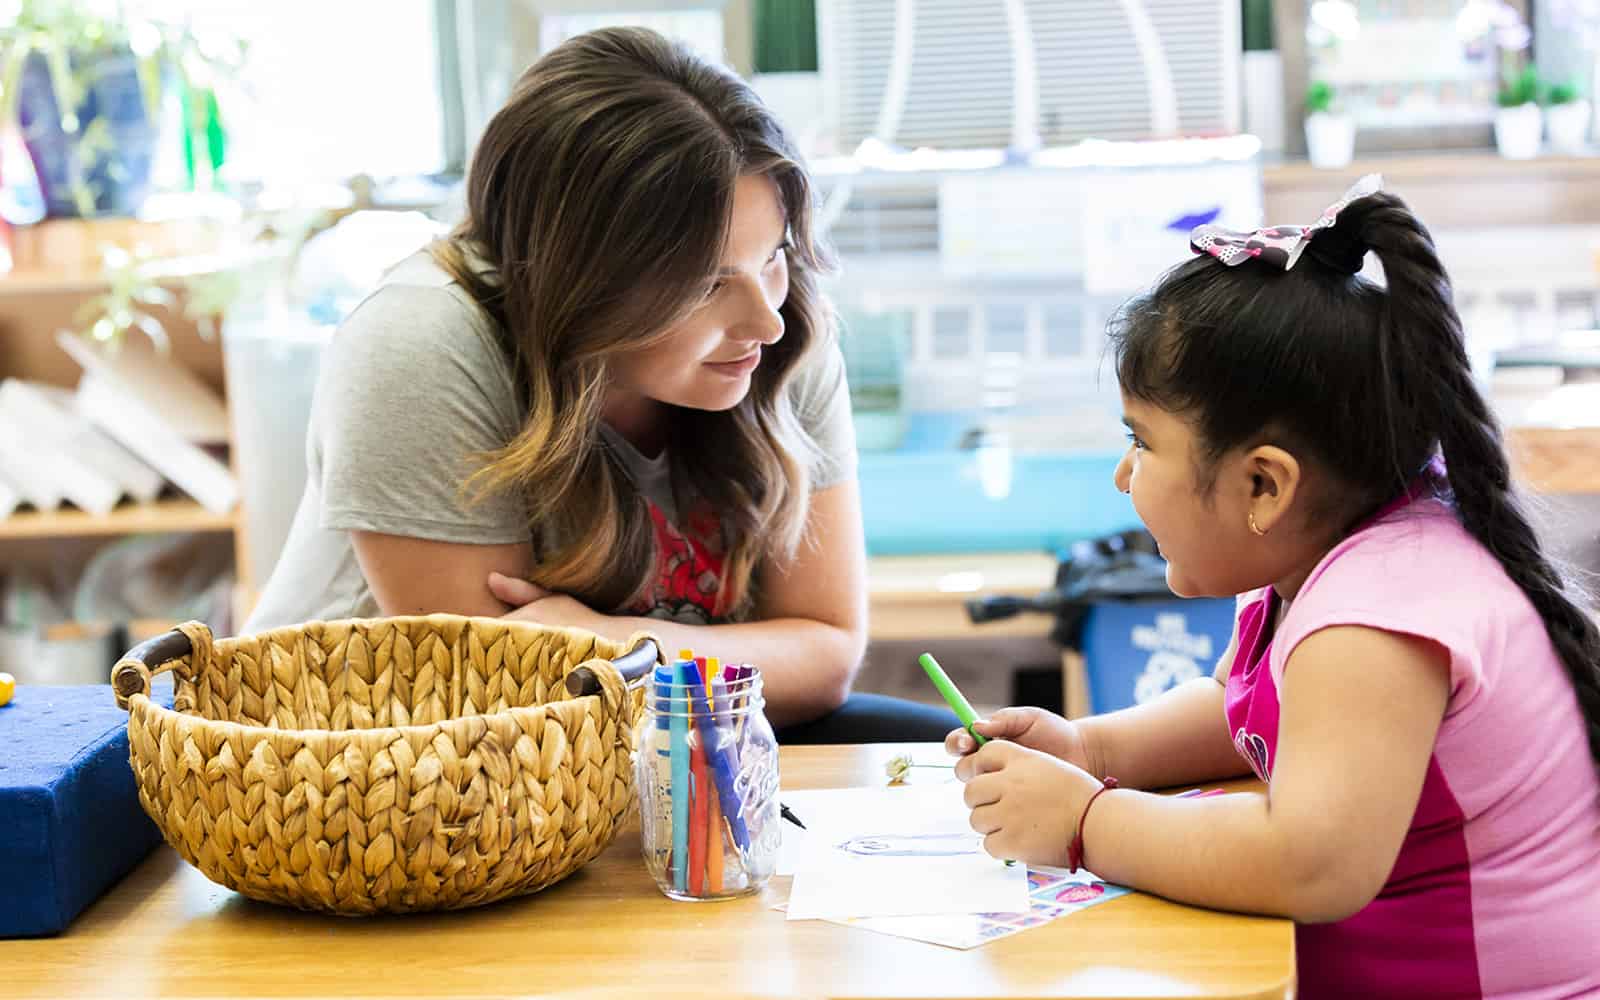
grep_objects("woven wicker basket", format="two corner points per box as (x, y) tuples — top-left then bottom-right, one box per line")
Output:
(111, 615), (660, 915)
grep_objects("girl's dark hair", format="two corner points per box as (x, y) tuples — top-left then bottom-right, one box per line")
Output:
(1109, 190), (1600, 772)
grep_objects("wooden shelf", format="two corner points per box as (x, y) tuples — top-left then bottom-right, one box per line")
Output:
(1509, 426), (1600, 495)
(868, 552), (1059, 641)
(0, 252), (251, 298)
(0, 499), (237, 540)
(0, 216), (258, 298)
(1265, 149), (1600, 184)
(1263, 151), (1600, 228)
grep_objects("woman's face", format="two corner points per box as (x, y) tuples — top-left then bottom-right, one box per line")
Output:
(603, 174), (790, 446)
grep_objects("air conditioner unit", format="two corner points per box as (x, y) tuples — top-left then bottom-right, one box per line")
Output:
(818, 0), (1240, 153)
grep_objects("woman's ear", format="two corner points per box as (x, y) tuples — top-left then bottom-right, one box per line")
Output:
(1243, 445), (1301, 536)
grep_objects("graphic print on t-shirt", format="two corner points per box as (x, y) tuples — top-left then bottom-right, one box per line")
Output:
(1233, 727), (1272, 782)
(628, 499), (728, 625)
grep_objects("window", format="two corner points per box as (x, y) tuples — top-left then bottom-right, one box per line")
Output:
(1042, 303), (1084, 359)
(931, 306), (972, 360)
(170, 0), (446, 185)
(983, 303), (1028, 357)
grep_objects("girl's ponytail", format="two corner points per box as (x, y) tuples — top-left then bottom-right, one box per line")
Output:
(1337, 194), (1600, 772)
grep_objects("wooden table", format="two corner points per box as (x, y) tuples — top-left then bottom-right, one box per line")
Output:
(4, 744), (1294, 1000)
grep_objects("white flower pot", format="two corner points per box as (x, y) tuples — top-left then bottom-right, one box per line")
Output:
(1494, 102), (1543, 160)
(1304, 111), (1355, 169)
(1545, 100), (1592, 155)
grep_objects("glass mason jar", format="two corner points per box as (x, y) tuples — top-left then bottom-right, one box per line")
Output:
(636, 662), (779, 900)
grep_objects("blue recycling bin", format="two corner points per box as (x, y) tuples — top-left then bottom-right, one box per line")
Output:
(1078, 598), (1236, 714)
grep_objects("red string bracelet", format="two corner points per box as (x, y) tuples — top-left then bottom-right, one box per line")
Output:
(1067, 776), (1118, 874)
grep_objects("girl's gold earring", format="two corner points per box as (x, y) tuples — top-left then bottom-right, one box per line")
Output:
(1249, 512), (1268, 537)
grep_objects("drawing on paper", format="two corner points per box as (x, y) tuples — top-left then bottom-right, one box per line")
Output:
(835, 832), (985, 857)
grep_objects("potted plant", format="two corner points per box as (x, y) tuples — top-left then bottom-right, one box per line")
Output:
(1545, 1), (1600, 152)
(1304, 80), (1355, 169)
(0, 1), (243, 218)
(1459, 1), (1542, 158)
(1544, 81), (1591, 154)
(1495, 65), (1544, 159)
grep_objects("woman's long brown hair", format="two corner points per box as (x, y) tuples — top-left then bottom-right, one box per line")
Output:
(432, 26), (835, 617)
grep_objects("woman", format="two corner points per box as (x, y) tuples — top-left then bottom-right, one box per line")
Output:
(248, 27), (955, 741)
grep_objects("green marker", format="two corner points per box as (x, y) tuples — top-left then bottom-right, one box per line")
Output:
(919, 653), (986, 746)
(922, 652), (1014, 865)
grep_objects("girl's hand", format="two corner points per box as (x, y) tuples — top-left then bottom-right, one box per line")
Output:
(961, 740), (1103, 867)
(488, 571), (553, 608)
(945, 707), (1097, 776)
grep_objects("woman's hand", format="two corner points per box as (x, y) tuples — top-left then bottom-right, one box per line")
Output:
(946, 707), (1100, 777)
(488, 572), (602, 630)
(961, 740), (1103, 867)
(488, 571), (553, 607)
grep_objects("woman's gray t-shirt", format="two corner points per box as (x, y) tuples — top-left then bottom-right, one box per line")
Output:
(244, 252), (857, 631)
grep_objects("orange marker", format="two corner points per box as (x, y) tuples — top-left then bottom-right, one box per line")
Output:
(706, 786), (726, 893)
(688, 735), (708, 895)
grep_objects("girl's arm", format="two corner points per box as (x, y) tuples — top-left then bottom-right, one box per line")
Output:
(498, 479), (868, 728)
(955, 605), (1247, 786)
(964, 624), (1449, 922)
(1073, 617), (1251, 787)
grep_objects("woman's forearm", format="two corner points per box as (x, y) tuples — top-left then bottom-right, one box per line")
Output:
(560, 610), (864, 728)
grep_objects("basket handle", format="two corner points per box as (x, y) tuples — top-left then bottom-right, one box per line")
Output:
(565, 637), (659, 697)
(112, 625), (199, 710)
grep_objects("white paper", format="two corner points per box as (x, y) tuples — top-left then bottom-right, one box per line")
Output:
(782, 785), (1029, 920)
(778, 759), (958, 875)
(777, 866), (1131, 950)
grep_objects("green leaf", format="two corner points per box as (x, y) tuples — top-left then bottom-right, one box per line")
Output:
(1545, 81), (1581, 106)
(1305, 80), (1336, 115)
(135, 47), (161, 122)
(0, 34), (40, 126)
(43, 40), (78, 127)
(76, 115), (113, 157)
(1498, 64), (1541, 107)
(134, 285), (178, 308)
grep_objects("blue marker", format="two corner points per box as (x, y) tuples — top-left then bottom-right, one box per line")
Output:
(682, 664), (751, 852)
(668, 657), (692, 892)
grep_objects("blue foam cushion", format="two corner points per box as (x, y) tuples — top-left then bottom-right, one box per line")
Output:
(0, 682), (167, 937)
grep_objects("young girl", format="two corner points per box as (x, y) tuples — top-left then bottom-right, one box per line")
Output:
(247, 28), (956, 741)
(947, 177), (1600, 997)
